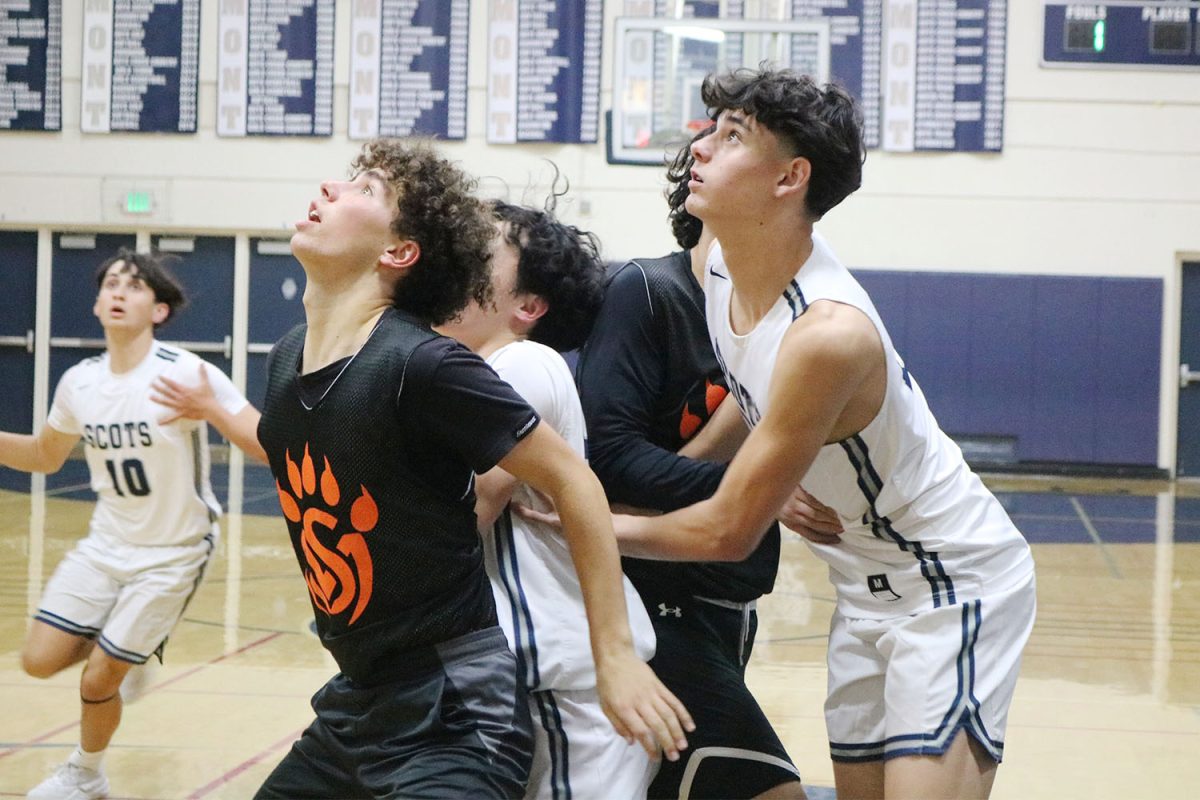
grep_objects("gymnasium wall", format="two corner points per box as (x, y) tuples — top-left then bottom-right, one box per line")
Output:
(0, 2), (1196, 472)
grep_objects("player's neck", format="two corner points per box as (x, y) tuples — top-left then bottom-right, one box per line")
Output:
(475, 329), (522, 361)
(104, 326), (155, 374)
(717, 218), (814, 333)
(301, 277), (390, 374)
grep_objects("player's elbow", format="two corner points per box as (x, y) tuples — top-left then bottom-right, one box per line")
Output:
(37, 450), (70, 475)
(707, 523), (758, 561)
(248, 443), (269, 466)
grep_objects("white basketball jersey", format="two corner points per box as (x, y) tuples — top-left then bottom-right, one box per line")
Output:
(706, 237), (1033, 618)
(47, 341), (248, 548)
(482, 340), (656, 691)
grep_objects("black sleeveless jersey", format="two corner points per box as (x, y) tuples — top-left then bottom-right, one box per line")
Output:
(576, 252), (780, 602)
(258, 307), (540, 685)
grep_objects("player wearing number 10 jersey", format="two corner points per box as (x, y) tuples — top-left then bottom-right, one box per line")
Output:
(0, 249), (258, 800)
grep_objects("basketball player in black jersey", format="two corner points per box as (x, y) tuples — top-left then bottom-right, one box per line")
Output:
(253, 139), (691, 799)
(576, 128), (840, 799)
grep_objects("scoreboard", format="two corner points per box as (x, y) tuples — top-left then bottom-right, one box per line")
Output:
(1043, 1), (1200, 69)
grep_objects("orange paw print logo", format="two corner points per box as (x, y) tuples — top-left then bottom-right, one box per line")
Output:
(680, 379), (729, 440)
(276, 445), (377, 625)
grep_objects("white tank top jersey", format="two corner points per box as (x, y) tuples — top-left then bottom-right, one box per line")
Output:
(483, 340), (656, 691)
(46, 341), (248, 548)
(705, 236), (1034, 619)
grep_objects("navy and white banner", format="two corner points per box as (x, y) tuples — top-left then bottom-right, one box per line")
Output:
(348, 0), (469, 140)
(487, 0), (602, 144)
(880, 0), (1006, 152)
(790, 0), (883, 149)
(80, 0), (199, 133)
(217, 0), (334, 137)
(0, 0), (61, 131)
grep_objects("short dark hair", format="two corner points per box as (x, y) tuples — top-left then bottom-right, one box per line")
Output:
(352, 139), (494, 326)
(701, 67), (865, 220)
(664, 123), (715, 251)
(490, 199), (605, 353)
(94, 248), (187, 328)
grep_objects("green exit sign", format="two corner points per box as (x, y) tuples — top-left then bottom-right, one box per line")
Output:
(125, 191), (153, 214)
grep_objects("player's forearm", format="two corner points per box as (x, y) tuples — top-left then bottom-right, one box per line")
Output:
(616, 482), (778, 562)
(615, 499), (740, 561)
(0, 431), (66, 474)
(473, 467), (519, 532)
(677, 396), (748, 464)
(209, 406), (268, 464)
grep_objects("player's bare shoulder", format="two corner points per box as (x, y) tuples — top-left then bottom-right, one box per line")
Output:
(777, 300), (887, 440)
(784, 299), (882, 366)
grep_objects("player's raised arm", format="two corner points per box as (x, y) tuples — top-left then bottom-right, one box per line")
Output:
(151, 363), (267, 464)
(619, 302), (880, 561)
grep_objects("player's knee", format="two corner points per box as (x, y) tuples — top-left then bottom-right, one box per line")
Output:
(20, 647), (59, 679)
(80, 657), (127, 698)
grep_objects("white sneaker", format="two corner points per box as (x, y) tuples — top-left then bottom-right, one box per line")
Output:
(119, 659), (158, 704)
(26, 762), (109, 800)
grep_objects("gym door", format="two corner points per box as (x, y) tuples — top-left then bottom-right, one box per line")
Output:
(1178, 261), (1200, 477)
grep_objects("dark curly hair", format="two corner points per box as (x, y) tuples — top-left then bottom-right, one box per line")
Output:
(94, 247), (187, 329)
(701, 67), (865, 220)
(664, 123), (715, 251)
(490, 195), (605, 353)
(352, 139), (494, 325)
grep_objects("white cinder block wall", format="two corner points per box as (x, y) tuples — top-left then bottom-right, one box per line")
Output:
(0, 2), (1196, 471)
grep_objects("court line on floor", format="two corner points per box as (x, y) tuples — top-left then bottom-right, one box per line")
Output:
(184, 727), (305, 799)
(0, 482), (93, 504)
(0, 631), (283, 762)
(1069, 497), (1123, 578)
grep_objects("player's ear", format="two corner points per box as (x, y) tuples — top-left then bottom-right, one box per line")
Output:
(381, 240), (420, 273)
(514, 294), (548, 327)
(151, 302), (170, 326)
(777, 155), (810, 198)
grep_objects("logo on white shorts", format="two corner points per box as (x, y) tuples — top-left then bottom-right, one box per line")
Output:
(867, 574), (902, 601)
(658, 603), (682, 617)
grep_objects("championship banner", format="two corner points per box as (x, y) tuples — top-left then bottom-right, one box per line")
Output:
(487, 0), (603, 144)
(879, 0), (1006, 152)
(80, 0), (199, 134)
(348, 0), (469, 140)
(0, 0), (61, 131)
(217, 0), (334, 137)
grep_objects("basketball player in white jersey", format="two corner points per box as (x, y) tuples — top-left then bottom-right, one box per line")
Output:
(536, 68), (1036, 800)
(1, 249), (264, 800)
(440, 199), (666, 799)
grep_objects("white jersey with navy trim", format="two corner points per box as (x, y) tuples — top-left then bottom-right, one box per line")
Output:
(482, 340), (656, 691)
(705, 237), (1034, 618)
(47, 341), (248, 548)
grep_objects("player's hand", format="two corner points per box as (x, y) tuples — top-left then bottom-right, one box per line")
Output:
(515, 505), (647, 549)
(778, 485), (844, 545)
(152, 364), (216, 424)
(513, 502), (562, 529)
(595, 649), (694, 761)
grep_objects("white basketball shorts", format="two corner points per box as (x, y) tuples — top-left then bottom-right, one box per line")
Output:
(526, 686), (657, 800)
(825, 569), (1036, 763)
(35, 526), (218, 664)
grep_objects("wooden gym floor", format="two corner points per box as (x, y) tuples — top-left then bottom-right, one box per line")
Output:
(1, 466), (1197, 799)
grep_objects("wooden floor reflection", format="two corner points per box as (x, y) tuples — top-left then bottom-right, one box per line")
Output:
(1, 473), (1197, 799)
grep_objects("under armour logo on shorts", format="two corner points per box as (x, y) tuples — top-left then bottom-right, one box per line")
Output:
(867, 574), (902, 601)
(658, 603), (682, 617)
